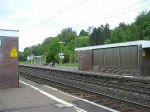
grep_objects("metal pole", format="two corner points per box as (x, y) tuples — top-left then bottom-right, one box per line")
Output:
(30, 47), (32, 64)
(61, 59), (62, 67)
(60, 44), (62, 67)
(61, 44), (62, 53)
(75, 36), (77, 63)
(59, 42), (65, 68)
(75, 36), (77, 48)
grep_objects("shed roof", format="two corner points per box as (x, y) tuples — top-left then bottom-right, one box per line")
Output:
(75, 40), (150, 51)
(0, 29), (19, 37)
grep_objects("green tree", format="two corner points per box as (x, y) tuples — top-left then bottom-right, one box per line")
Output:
(111, 27), (126, 43)
(119, 22), (126, 28)
(44, 37), (61, 63)
(64, 39), (75, 63)
(87, 26), (94, 35)
(77, 36), (90, 47)
(19, 51), (25, 61)
(96, 26), (104, 45)
(89, 28), (97, 45)
(135, 11), (150, 40)
(104, 23), (111, 40)
(59, 28), (77, 44)
(21, 10), (150, 64)
(90, 24), (110, 45)
(23, 47), (30, 61)
(58, 28), (77, 63)
(79, 29), (89, 36)
(129, 23), (140, 40)
(31, 44), (44, 56)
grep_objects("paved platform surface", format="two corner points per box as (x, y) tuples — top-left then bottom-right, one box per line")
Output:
(0, 81), (77, 112)
(0, 77), (117, 112)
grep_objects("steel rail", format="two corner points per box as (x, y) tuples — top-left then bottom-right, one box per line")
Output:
(19, 66), (150, 109)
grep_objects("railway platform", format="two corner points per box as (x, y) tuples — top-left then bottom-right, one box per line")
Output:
(21, 64), (150, 81)
(0, 76), (117, 112)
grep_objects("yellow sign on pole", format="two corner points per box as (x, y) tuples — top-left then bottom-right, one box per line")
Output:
(10, 47), (18, 58)
(142, 50), (146, 57)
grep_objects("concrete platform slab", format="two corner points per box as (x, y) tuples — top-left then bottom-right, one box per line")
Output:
(0, 87), (57, 111)
(19, 77), (118, 112)
(4, 105), (77, 112)
(72, 100), (111, 112)
(0, 80), (80, 112)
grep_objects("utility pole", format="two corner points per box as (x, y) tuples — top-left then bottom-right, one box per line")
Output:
(75, 35), (77, 63)
(59, 42), (65, 67)
(30, 47), (32, 64)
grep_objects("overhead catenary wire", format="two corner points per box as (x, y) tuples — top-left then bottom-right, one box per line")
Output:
(21, 0), (149, 32)
(104, 4), (150, 21)
(20, 0), (89, 35)
(71, 0), (150, 31)
(15, 0), (80, 29)
(20, 0), (150, 38)
(110, 0), (149, 14)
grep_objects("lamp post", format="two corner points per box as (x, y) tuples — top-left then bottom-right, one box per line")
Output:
(59, 42), (65, 67)
(59, 42), (65, 53)
(30, 47), (33, 64)
(75, 35), (77, 63)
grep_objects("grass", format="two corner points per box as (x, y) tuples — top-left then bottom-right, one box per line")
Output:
(19, 61), (33, 64)
(62, 63), (78, 67)
(19, 61), (31, 64)
(19, 61), (78, 67)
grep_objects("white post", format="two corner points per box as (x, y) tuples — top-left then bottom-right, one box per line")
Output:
(59, 42), (65, 68)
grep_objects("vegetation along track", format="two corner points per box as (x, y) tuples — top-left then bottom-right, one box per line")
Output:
(19, 65), (150, 112)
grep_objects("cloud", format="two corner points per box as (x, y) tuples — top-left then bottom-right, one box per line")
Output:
(0, 0), (150, 51)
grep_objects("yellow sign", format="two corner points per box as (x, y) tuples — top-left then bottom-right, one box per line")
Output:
(10, 47), (18, 58)
(142, 50), (146, 57)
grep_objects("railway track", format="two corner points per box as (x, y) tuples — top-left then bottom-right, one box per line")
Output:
(19, 65), (150, 112)
(43, 70), (150, 95)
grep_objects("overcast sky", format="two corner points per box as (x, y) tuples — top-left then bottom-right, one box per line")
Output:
(0, 0), (150, 51)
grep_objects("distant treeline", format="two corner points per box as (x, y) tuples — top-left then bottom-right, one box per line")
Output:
(19, 11), (150, 63)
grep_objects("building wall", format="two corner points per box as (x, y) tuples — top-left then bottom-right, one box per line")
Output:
(142, 48), (150, 76)
(93, 45), (138, 68)
(95, 67), (139, 75)
(77, 45), (141, 76)
(92, 45), (140, 75)
(0, 37), (19, 88)
(77, 50), (92, 71)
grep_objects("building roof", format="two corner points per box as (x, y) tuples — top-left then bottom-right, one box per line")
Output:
(0, 29), (19, 37)
(75, 40), (150, 51)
